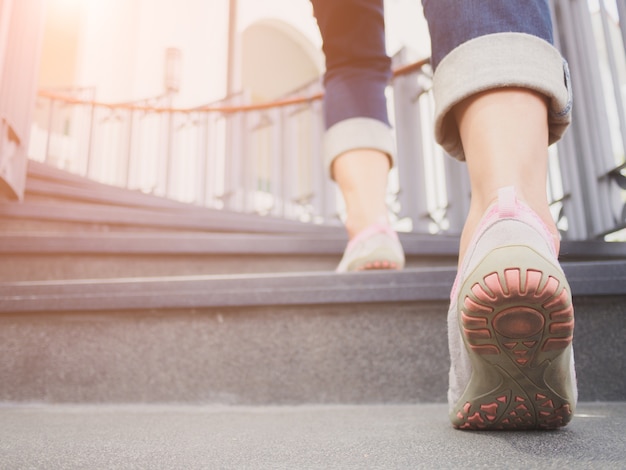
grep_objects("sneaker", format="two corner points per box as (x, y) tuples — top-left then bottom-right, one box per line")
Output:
(448, 186), (577, 430)
(336, 223), (405, 273)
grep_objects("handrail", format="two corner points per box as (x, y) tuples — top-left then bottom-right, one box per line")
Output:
(36, 89), (325, 114)
(391, 57), (430, 77)
(36, 57), (431, 115)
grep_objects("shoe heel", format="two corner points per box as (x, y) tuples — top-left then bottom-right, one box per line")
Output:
(451, 245), (575, 430)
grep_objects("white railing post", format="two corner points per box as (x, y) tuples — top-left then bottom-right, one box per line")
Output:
(391, 53), (431, 233)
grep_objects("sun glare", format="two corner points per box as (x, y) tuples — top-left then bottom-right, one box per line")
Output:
(49, 0), (88, 13)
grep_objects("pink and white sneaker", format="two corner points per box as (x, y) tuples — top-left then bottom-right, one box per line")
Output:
(448, 186), (577, 430)
(336, 223), (405, 273)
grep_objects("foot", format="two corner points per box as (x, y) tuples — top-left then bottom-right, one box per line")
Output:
(336, 223), (405, 273)
(447, 186), (577, 430)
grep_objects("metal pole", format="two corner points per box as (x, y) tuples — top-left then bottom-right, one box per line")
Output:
(44, 99), (55, 164)
(165, 95), (175, 197)
(616, 0), (626, 51)
(85, 100), (96, 178)
(392, 55), (431, 233)
(125, 109), (134, 188)
(598, 0), (626, 156)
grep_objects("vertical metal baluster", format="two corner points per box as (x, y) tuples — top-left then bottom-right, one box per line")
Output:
(85, 100), (96, 178)
(224, 104), (241, 211)
(165, 104), (175, 198)
(392, 54), (430, 233)
(206, 113), (214, 207)
(616, 0), (626, 50)
(443, 156), (471, 236)
(271, 106), (283, 218)
(310, 98), (325, 223)
(242, 109), (254, 213)
(282, 106), (294, 220)
(125, 108), (134, 189)
(44, 98), (54, 165)
(575, 0), (620, 236)
(598, 0), (626, 158)
(550, 0), (586, 239)
(553, 0), (608, 237)
(196, 111), (209, 206)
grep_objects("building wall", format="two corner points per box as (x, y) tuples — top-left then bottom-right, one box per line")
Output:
(36, 0), (431, 106)
(242, 19), (323, 102)
(37, 0), (326, 106)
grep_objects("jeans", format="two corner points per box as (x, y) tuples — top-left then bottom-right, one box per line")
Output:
(311, 0), (572, 170)
(423, 0), (554, 68)
(310, 0), (392, 130)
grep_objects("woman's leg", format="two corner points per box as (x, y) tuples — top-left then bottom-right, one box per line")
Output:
(333, 148), (390, 239)
(422, 0), (570, 265)
(423, 0), (576, 430)
(311, 0), (404, 270)
(454, 87), (558, 265)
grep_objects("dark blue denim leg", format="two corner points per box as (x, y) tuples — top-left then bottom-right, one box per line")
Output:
(422, 0), (571, 160)
(310, 0), (391, 129)
(422, 0), (554, 70)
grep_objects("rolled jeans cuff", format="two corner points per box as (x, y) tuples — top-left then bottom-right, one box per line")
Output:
(323, 117), (396, 179)
(433, 32), (572, 161)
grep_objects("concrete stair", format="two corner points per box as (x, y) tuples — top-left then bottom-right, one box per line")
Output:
(0, 161), (460, 280)
(1, 162), (626, 468)
(2, 403), (625, 469)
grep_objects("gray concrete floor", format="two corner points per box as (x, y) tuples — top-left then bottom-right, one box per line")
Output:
(1, 402), (624, 469)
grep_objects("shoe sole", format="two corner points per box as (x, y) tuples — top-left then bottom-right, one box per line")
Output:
(450, 245), (575, 430)
(343, 236), (405, 272)
(353, 254), (402, 271)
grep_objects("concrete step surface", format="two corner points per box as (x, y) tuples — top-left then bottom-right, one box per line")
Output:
(2, 229), (624, 281)
(1, 267), (624, 404)
(5, 161), (624, 281)
(0, 231), (460, 281)
(1, 402), (624, 469)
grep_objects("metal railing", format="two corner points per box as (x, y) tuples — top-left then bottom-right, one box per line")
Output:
(29, 83), (333, 223)
(551, 0), (626, 240)
(28, 0), (626, 240)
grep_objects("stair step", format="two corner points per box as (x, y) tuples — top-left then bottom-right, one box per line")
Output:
(2, 163), (625, 408)
(1, 261), (624, 311)
(0, 198), (339, 234)
(1, 262), (625, 405)
(1, 160), (343, 235)
(1, 402), (624, 469)
(0, 232), (347, 279)
(0, 231), (460, 280)
(0, 268), (455, 312)
(3, 230), (624, 280)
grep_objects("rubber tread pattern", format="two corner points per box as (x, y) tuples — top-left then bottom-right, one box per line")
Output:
(450, 246), (575, 430)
